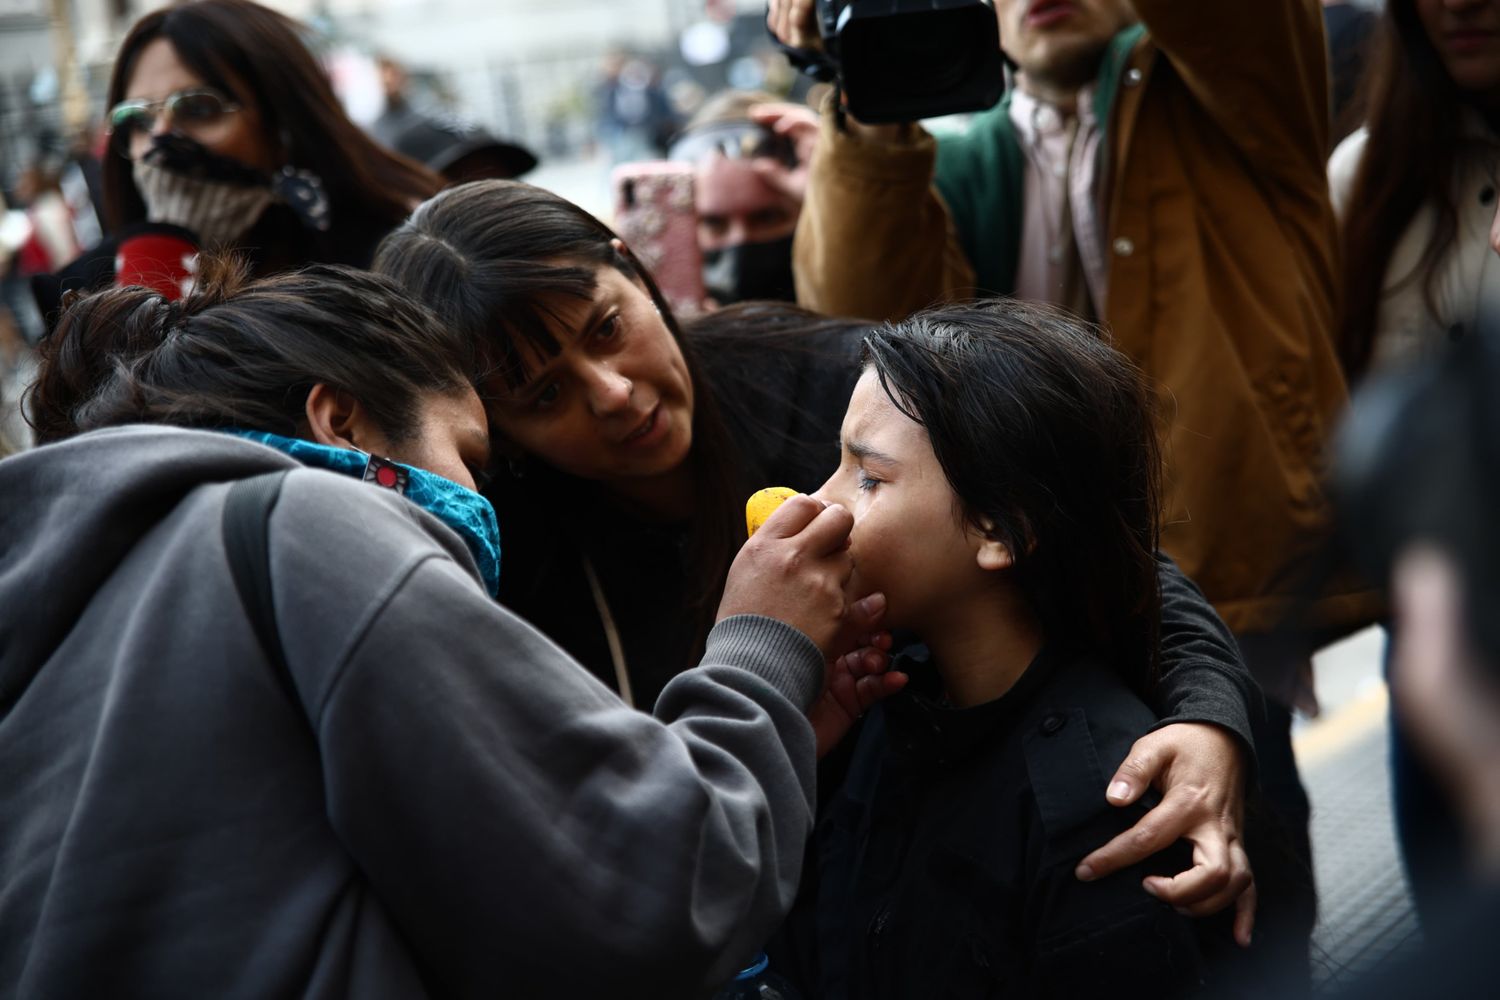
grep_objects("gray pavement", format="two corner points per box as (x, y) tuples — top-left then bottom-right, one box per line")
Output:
(1299, 627), (1423, 991)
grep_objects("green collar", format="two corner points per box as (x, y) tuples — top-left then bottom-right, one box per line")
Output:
(1093, 23), (1149, 147)
(931, 22), (1149, 301)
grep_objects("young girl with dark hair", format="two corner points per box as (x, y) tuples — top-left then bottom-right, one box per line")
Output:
(2, 258), (873, 995)
(788, 301), (1240, 997)
(376, 179), (1266, 938)
(33, 0), (442, 319)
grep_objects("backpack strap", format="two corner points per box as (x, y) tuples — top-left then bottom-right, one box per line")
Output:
(222, 470), (296, 704)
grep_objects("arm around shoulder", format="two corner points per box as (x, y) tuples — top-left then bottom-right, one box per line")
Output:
(1025, 723), (1210, 996)
(1153, 552), (1259, 767)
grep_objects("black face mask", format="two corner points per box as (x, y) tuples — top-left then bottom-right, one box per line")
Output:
(139, 131), (268, 184)
(702, 235), (796, 306)
(135, 132), (331, 234)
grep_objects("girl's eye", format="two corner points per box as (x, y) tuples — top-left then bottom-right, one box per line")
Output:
(596, 314), (621, 340)
(533, 383), (561, 409)
(857, 471), (882, 492)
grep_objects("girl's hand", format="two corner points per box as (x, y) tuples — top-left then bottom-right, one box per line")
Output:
(810, 630), (906, 758)
(1074, 722), (1257, 948)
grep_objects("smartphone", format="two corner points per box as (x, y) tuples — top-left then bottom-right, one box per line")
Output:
(610, 161), (706, 320)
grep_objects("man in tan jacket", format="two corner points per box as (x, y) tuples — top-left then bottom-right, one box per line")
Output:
(771, 0), (1382, 959)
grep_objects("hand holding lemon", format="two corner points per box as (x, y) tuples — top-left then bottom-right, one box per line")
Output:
(745, 486), (798, 538)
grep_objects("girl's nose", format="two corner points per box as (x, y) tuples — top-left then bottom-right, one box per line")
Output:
(810, 473), (838, 509)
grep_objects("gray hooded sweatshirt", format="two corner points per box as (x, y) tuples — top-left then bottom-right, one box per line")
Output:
(0, 426), (824, 999)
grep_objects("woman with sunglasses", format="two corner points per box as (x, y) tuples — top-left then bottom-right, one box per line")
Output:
(667, 89), (820, 306)
(32, 0), (441, 321)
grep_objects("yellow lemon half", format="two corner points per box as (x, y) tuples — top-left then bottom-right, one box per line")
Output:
(745, 486), (798, 538)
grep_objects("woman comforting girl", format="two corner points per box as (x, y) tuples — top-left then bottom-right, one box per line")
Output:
(376, 180), (1279, 964)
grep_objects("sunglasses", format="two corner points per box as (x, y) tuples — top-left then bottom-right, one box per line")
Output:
(667, 121), (799, 170)
(106, 88), (242, 157)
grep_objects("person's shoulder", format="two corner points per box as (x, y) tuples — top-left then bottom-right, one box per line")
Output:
(264, 469), (488, 696)
(30, 236), (119, 329)
(271, 468), (476, 588)
(1019, 655), (1157, 858)
(1028, 654), (1157, 745)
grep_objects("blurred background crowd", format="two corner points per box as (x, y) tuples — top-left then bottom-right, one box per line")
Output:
(0, 0), (824, 449)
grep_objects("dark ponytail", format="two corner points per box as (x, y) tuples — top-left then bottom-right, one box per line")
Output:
(28, 254), (473, 446)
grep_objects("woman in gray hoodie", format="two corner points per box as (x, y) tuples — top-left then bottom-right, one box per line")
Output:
(0, 258), (886, 998)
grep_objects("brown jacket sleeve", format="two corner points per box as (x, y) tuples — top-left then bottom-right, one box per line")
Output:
(793, 105), (976, 322)
(1133, 0), (1331, 182)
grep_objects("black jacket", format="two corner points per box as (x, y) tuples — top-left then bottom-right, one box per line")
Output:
(782, 647), (1236, 999)
(31, 205), (395, 331)
(492, 325), (1259, 763)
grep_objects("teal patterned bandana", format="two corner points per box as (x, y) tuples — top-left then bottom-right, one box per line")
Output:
(227, 429), (501, 597)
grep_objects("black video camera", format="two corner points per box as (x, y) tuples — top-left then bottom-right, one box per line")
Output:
(778, 0), (1007, 123)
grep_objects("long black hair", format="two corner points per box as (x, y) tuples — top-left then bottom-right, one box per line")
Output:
(1339, 0), (1485, 379)
(374, 180), (745, 620)
(864, 300), (1163, 696)
(27, 256), (472, 446)
(102, 0), (441, 258)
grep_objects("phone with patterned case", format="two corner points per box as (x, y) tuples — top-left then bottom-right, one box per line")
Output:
(610, 161), (706, 320)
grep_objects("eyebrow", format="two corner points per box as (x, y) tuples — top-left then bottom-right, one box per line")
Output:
(512, 299), (613, 395)
(845, 438), (900, 467)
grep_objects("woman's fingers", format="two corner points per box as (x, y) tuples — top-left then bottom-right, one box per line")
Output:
(1076, 788), (1191, 880)
(1233, 870), (1258, 947)
(1139, 825), (1246, 911)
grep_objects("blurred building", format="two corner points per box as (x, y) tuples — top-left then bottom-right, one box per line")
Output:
(3, 0), (782, 182)
(298, 0), (774, 159)
(1, 0), (139, 185)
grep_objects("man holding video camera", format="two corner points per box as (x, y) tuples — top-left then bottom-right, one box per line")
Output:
(770, 0), (1382, 969)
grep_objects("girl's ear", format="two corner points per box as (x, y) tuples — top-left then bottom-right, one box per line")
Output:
(304, 382), (382, 453)
(974, 516), (1015, 572)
